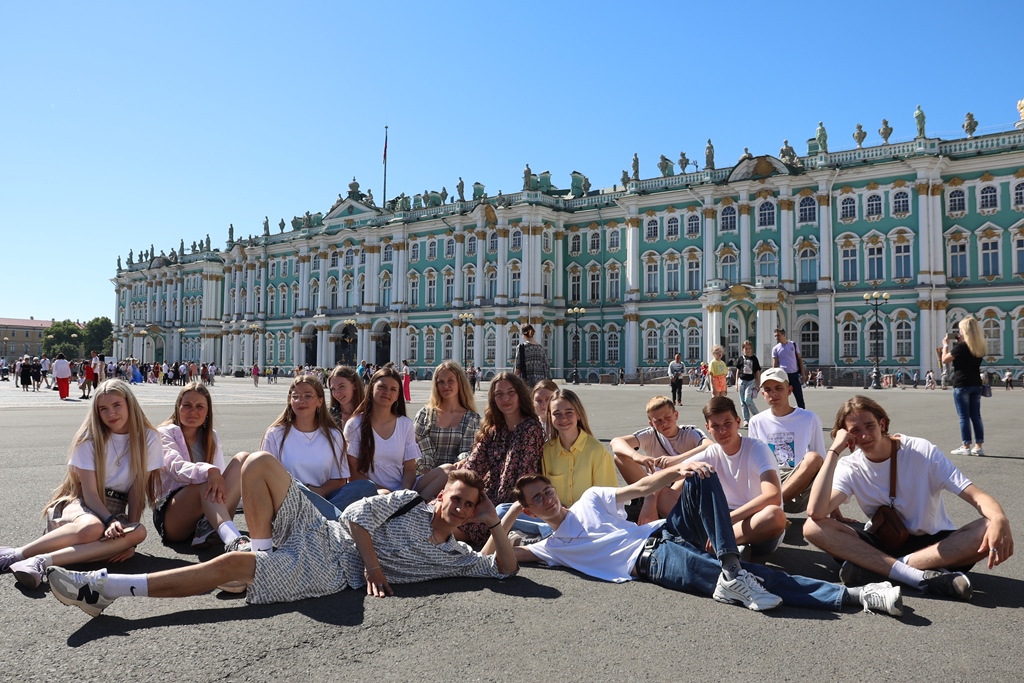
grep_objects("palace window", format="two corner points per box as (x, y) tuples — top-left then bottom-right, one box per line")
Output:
(949, 241), (968, 279)
(345, 250), (355, 267)
(424, 332), (435, 364)
(979, 186), (998, 210)
(570, 234), (582, 255)
(645, 329), (659, 362)
(485, 330), (495, 363)
(488, 232), (498, 252)
(510, 270), (521, 301)
(841, 247), (858, 283)
(645, 262), (659, 294)
(608, 230), (620, 251)
(444, 272), (454, 304)
(466, 235), (477, 256)
(720, 206), (737, 231)
(666, 260), (680, 292)
(841, 322), (859, 358)
(486, 270), (497, 299)
(893, 191), (910, 214)
(465, 272), (476, 301)
(589, 231), (600, 253)
(381, 277), (392, 308)
(445, 238), (455, 259)
(687, 214), (701, 237)
(866, 194), (883, 217)
(758, 202), (775, 227)
(666, 217), (679, 239)
(569, 271), (581, 302)
(666, 328), (680, 359)
(542, 232), (551, 252)
(410, 279), (420, 307)
(330, 251), (339, 268)
(720, 254), (738, 282)
(382, 244), (393, 262)
(948, 189), (965, 213)
(410, 243), (420, 262)
(895, 320), (913, 357)
(1015, 236), (1024, 275)
(442, 333), (453, 361)
(589, 271), (600, 302)
(588, 333), (600, 363)
(409, 333), (419, 363)
(426, 274), (437, 306)
(1014, 182), (1024, 207)
(608, 269), (620, 300)
(607, 331), (620, 364)
(427, 240), (438, 260)
(1017, 319), (1024, 355)
(798, 248), (818, 284)
(511, 230), (522, 252)
(687, 259), (701, 292)
(867, 244), (884, 281)
(645, 219), (659, 241)
(983, 318), (1001, 356)
(981, 239), (1000, 277)
(798, 197), (817, 223)
(894, 242), (912, 280)
(757, 252), (778, 277)
(800, 321), (820, 360)
(841, 197), (857, 220)
(686, 328), (701, 361)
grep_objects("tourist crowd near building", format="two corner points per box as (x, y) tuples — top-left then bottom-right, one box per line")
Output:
(112, 103), (1024, 381)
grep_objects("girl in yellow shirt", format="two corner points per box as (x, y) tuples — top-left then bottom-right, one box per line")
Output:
(541, 389), (618, 506)
(709, 345), (729, 397)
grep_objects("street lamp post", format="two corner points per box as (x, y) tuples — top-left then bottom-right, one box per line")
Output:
(3, 337), (8, 361)
(248, 323), (260, 367)
(863, 291), (890, 390)
(458, 312), (474, 369)
(176, 327), (186, 362)
(567, 307), (586, 385)
(342, 319), (357, 366)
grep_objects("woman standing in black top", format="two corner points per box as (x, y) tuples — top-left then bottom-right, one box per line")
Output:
(734, 340), (762, 427)
(941, 316), (986, 456)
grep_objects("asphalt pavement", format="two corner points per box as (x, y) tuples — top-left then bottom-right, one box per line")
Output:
(1, 376), (1021, 682)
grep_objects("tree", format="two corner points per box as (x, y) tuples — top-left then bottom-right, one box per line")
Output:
(82, 317), (114, 356)
(41, 320), (84, 359)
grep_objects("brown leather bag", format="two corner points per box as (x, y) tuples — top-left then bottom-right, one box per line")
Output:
(868, 438), (909, 553)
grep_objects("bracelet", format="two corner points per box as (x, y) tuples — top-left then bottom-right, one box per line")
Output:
(103, 514), (116, 526)
(363, 566), (381, 573)
(826, 449), (838, 455)
(488, 520), (502, 530)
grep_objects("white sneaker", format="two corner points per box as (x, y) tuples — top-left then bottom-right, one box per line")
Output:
(713, 569), (782, 611)
(950, 446), (971, 456)
(47, 567), (116, 617)
(971, 447), (985, 456)
(11, 556), (47, 589)
(859, 581), (903, 616)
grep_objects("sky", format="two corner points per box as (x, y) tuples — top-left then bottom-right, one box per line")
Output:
(3, 1), (1023, 323)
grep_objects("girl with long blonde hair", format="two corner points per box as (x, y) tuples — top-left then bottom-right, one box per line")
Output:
(941, 315), (988, 456)
(1, 380), (163, 588)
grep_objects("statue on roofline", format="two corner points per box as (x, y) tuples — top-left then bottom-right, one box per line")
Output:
(705, 139), (715, 170)
(914, 105), (926, 138)
(879, 119), (893, 145)
(815, 122), (828, 154)
(962, 113), (978, 139)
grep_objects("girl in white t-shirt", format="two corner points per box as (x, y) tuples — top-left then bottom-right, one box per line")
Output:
(155, 382), (249, 552)
(1, 379), (162, 588)
(262, 376), (349, 501)
(344, 367), (421, 493)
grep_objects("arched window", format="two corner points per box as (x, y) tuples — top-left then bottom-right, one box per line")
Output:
(410, 243), (421, 261)
(645, 219), (659, 241)
(1016, 319), (1024, 355)
(841, 322), (859, 358)
(427, 239), (438, 260)
(409, 331), (419, 363)
(328, 284), (338, 309)
(982, 318), (1001, 356)
(278, 332), (287, 363)
(380, 276), (392, 308)
(382, 244), (393, 262)
(979, 186), (998, 210)
(758, 202), (776, 227)
(665, 328), (680, 359)
(726, 322), (740, 360)
(893, 191), (910, 214)
(510, 230), (522, 251)
(666, 217), (679, 238)
(720, 206), (737, 231)
(488, 232), (498, 252)
(345, 249), (355, 267)
(800, 321), (820, 360)
(541, 232), (550, 252)
(442, 333), (453, 360)
(894, 320), (912, 357)
(798, 197), (817, 223)
(424, 331), (436, 364)
(485, 330), (496, 362)
(841, 197), (857, 219)
(868, 321), (885, 361)
(343, 280), (353, 308)
(720, 254), (738, 282)
(1014, 182), (1024, 207)
(687, 215), (701, 237)
(644, 329), (659, 361)
(570, 234), (582, 255)
(588, 332), (600, 363)
(606, 331), (620, 364)
(608, 230), (620, 250)
(330, 251), (339, 267)
(757, 251), (778, 277)
(948, 189), (965, 213)
(798, 248), (818, 284)
(589, 231), (601, 252)
(466, 235), (477, 256)
(445, 238), (455, 259)
(866, 194), (883, 217)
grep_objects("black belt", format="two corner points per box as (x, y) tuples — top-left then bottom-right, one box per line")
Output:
(634, 533), (663, 580)
(105, 488), (128, 502)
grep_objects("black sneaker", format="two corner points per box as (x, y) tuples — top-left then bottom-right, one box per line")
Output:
(921, 570), (972, 600)
(839, 560), (886, 587)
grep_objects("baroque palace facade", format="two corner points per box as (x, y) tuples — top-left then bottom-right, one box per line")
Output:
(112, 111), (1024, 380)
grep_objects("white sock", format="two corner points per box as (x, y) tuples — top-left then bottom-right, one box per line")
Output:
(250, 537), (273, 552)
(37, 554), (53, 569)
(104, 572), (149, 598)
(888, 560), (926, 587)
(217, 521), (241, 543)
(12, 548), (25, 561)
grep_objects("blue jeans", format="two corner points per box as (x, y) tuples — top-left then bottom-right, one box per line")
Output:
(298, 479), (379, 521)
(738, 378), (759, 422)
(644, 473), (844, 611)
(495, 503), (553, 538)
(952, 385), (984, 444)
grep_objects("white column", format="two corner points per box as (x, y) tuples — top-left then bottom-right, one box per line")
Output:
(475, 231), (486, 306)
(705, 304), (723, 361)
(624, 218), (640, 302)
(175, 277), (183, 325)
(245, 263), (256, 317)
(779, 196), (794, 289)
(624, 313), (638, 375)
(233, 265), (244, 318)
(739, 204), (752, 283)
(453, 235), (465, 306)
(495, 320), (509, 371)
(220, 333), (229, 369)
(818, 195), (833, 289)
(259, 260), (268, 317)
(756, 305), (779, 363)
(390, 323), (400, 366)
(363, 247), (378, 309)
(496, 229), (508, 303)
(473, 320), (484, 370)
(393, 240), (407, 308)
(703, 207), (717, 282)
(553, 321), (565, 378)
(817, 295), (834, 366)
(232, 331), (242, 371)
(553, 230), (565, 307)
(146, 280), (154, 323)
(292, 329), (303, 367)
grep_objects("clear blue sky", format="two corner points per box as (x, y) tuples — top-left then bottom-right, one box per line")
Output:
(3, 1), (1022, 323)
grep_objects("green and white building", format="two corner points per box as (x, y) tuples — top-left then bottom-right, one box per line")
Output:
(112, 114), (1024, 380)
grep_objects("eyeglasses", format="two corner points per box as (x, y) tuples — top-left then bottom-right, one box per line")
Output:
(528, 487), (558, 507)
(290, 392), (317, 403)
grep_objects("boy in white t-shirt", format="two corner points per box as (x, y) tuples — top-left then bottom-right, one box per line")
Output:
(685, 397), (786, 556)
(609, 396), (713, 524)
(747, 368), (825, 513)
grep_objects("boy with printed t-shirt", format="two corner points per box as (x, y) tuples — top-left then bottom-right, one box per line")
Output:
(685, 397), (786, 556)
(610, 396), (713, 524)
(747, 368), (825, 513)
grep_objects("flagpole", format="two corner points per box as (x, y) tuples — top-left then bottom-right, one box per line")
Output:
(382, 125), (388, 209)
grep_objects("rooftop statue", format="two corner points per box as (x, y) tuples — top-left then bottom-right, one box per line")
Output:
(291, 216), (302, 230)
(582, 175), (591, 194)
(400, 193), (411, 211)
(879, 119), (893, 145)
(658, 154), (675, 177)
(205, 235), (211, 250)
(779, 139), (797, 164)
(348, 177), (361, 200)
(127, 249), (134, 264)
(621, 169), (629, 189)
(631, 153), (639, 180)
(278, 219), (285, 233)
(853, 124), (866, 148)
(228, 224), (234, 242)
(179, 239), (185, 255)
(413, 194), (423, 209)
(914, 105), (926, 138)
(312, 212), (323, 226)
(439, 187), (447, 204)
(523, 164), (532, 190)
(117, 255), (122, 269)
(457, 177), (465, 202)
(191, 241), (198, 253)
(705, 139), (715, 170)
(263, 216), (270, 236)
(678, 152), (689, 173)
(815, 122), (828, 154)
(737, 147), (753, 163)
(963, 112), (978, 139)
(472, 182), (485, 200)
(365, 188), (375, 207)
(570, 171), (584, 196)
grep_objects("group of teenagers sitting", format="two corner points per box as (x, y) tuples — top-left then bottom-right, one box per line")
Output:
(0, 361), (1013, 620)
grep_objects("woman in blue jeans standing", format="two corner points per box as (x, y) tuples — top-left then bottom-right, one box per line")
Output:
(942, 316), (986, 456)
